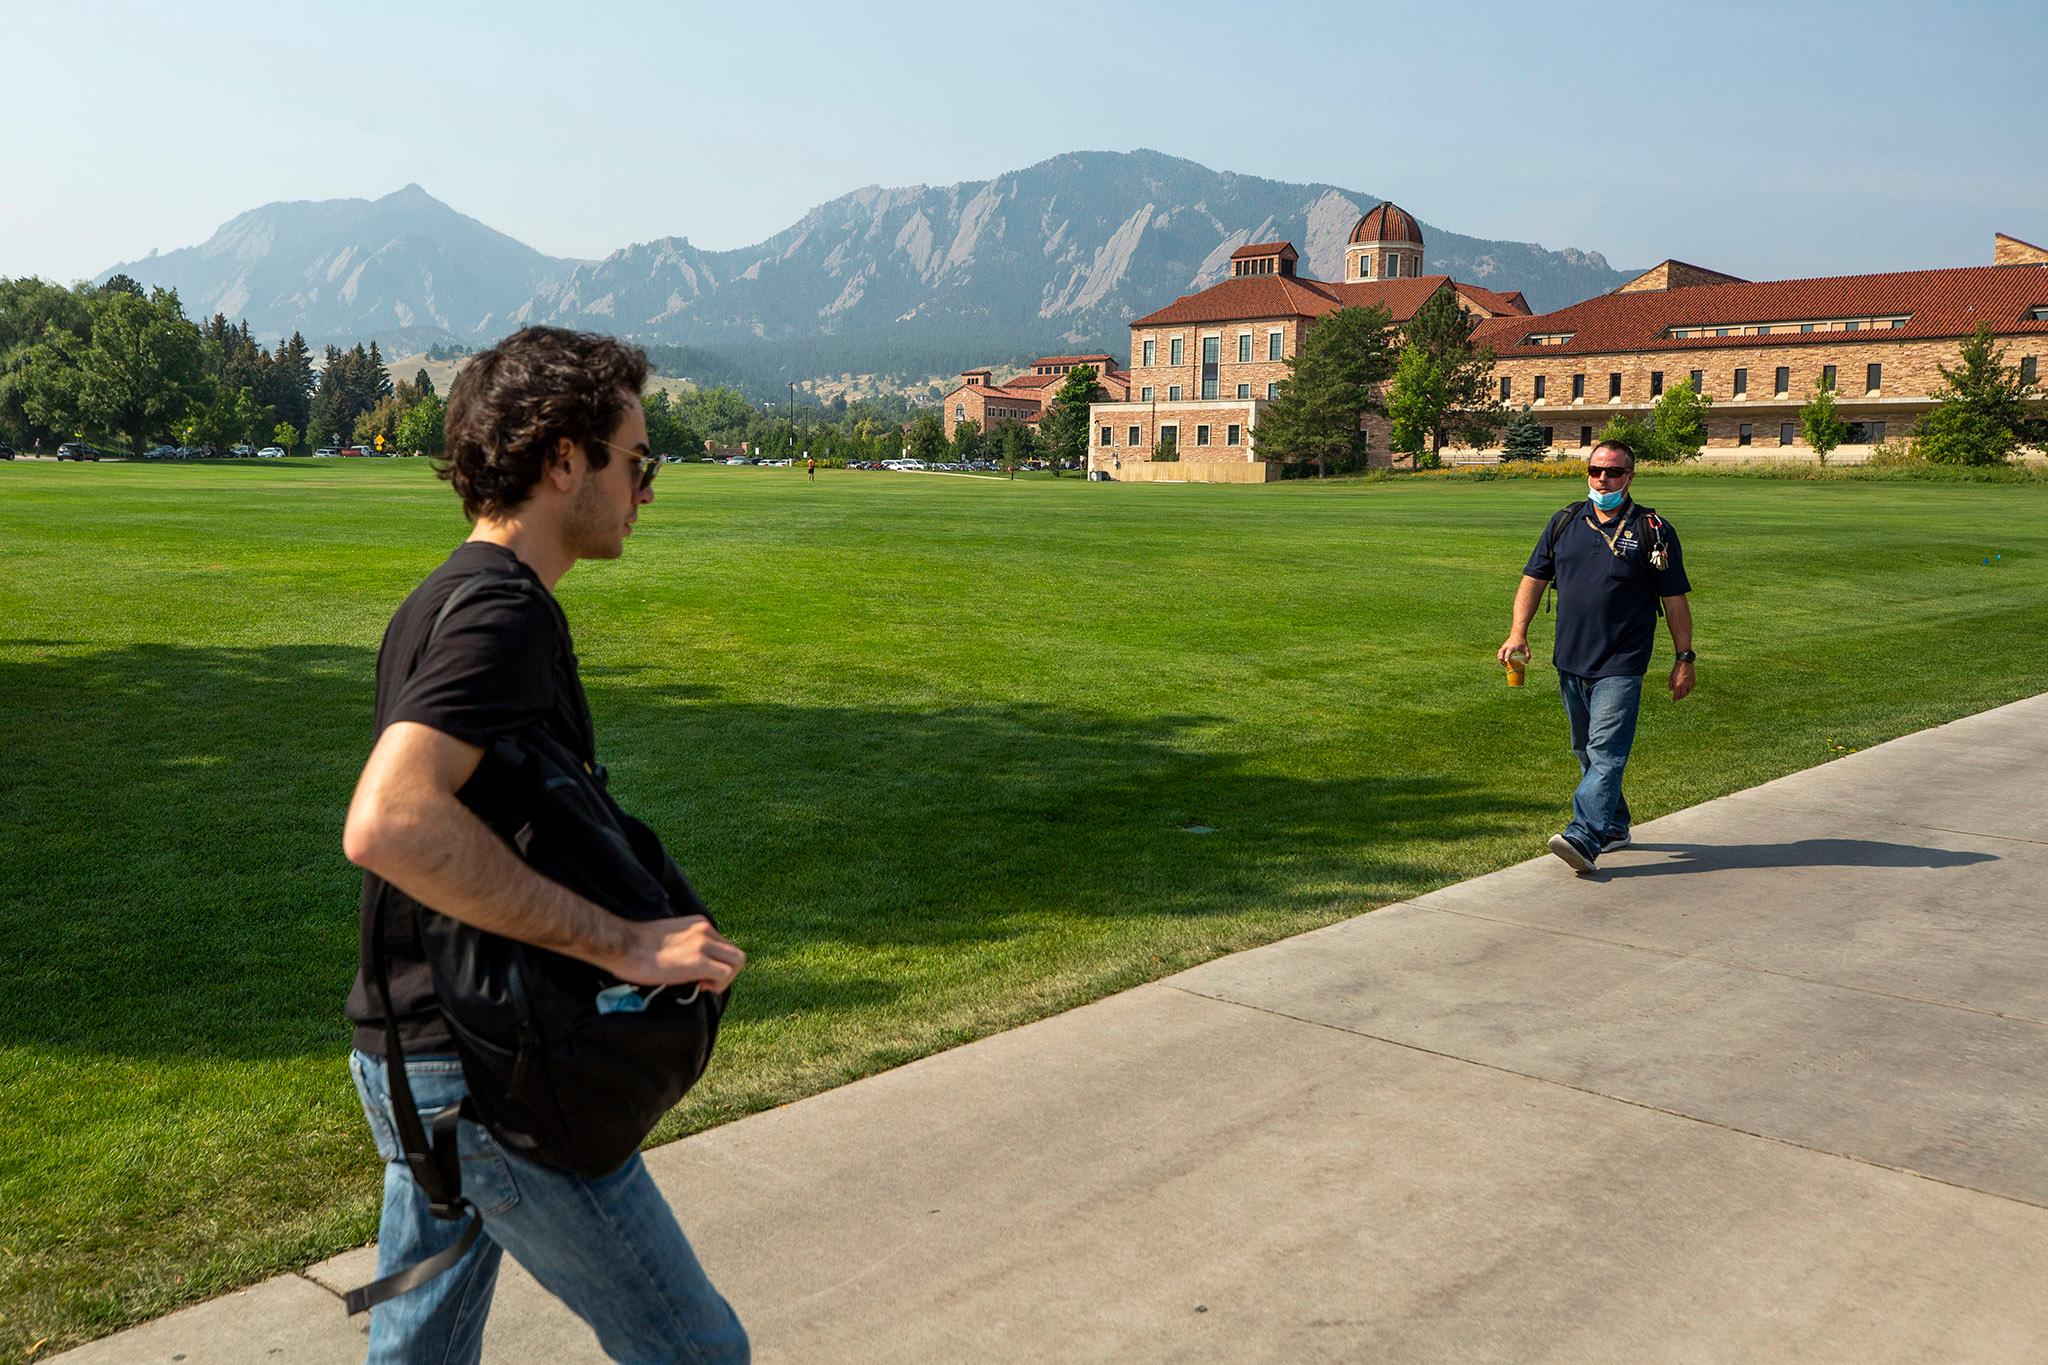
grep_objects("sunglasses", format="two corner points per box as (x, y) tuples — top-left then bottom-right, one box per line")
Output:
(1588, 465), (1632, 481)
(590, 438), (660, 491)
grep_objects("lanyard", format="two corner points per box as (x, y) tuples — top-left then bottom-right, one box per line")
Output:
(1583, 502), (1634, 560)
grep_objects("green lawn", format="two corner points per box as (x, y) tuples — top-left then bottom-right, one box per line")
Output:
(4, 459), (2044, 1353)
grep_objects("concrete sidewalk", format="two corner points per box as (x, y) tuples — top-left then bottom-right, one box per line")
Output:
(58, 695), (2048, 1363)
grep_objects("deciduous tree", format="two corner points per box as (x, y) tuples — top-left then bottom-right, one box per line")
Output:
(1916, 324), (2035, 466)
(1800, 374), (1847, 465)
(1037, 364), (1101, 475)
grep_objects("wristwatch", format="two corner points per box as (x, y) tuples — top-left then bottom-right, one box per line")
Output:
(1675, 650), (1697, 664)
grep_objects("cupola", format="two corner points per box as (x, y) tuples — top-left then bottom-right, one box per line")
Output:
(1345, 202), (1425, 281)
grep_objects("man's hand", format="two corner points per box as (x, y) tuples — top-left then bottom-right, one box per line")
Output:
(1497, 634), (1529, 666)
(610, 915), (746, 993)
(1669, 660), (1696, 701)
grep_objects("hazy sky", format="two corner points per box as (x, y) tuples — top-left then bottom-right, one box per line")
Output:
(5, 0), (2044, 286)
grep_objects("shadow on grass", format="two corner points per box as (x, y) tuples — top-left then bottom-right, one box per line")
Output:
(1600, 839), (1998, 879)
(0, 640), (1550, 1062)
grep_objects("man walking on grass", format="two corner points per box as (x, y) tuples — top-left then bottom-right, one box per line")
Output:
(342, 326), (749, 1362)
(1497, 439), (1696, 873)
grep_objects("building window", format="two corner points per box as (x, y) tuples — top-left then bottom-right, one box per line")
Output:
(1170, 337), (1184, 366)
(1738, 423), (1753, 446)
(1500, 376), (1512, 401)
(1774, 366), (1790, 396)
(1142, 338), (1155, 367)
(1168, 385), (1182, 401)
(1541, 426), (1554, 447)
(1128, 426), (1140, 446)
(1579, 425), (1592, 447)
(1689, 369), (1704, 394)
(1800, 323), (1816, 334)
(1099, 426), (1112, 446)
(1867, 362), (1881, 393)
(1236, 383), (1250, 399)
(1140, 386), (1154, 402)
(1195, 424), (1210, 447)
(1571, 373), (1585, 400)
(1780, 423), (1796, 446)
(1822, 364), (1838, 391)
(1608, 372), (1622, 399)
(1238, 333), (1252, 363)
(1870, 421), (1886, 442)
(1533, 375), (1546, 400)
(1650, 371), (1664, 397)
(1227, 423), (1241, 446)
(1845, 321), (1860, 332)
(1266, 382), (1279, 399)
(2024, 356), (2039, 386)
(1201, 335), (1219, 399)
(1268, 331), (1283, 361)
(1159, 423), (1177, 449)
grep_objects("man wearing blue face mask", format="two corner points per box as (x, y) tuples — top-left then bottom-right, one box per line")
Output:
(1497, 439), (1695, 872)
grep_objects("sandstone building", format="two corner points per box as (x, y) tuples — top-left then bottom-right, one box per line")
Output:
(941, 353), (1130, 440)
(1085, 204), (1530, 481)
(1465, 232), (2048, 459)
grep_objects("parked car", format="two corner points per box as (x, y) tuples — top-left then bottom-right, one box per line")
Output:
(313, 447), (339, 457)
(143, 445), (178, 460)
(339, 446), (369, 457)
(0, 445), (14, 460)
(256, 446), (286, 458)
(56, 442), (100, 461)
(230, 444), (254, 456)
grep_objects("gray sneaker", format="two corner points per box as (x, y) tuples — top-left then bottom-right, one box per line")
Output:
(1600, 830), (1631, 853)
(1547, 833), (1596, 872)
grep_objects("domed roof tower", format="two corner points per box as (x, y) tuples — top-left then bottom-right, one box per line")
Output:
(1345, 202), (1426, 281)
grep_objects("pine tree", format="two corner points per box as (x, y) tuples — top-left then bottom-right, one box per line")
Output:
(1260, 305), (1397, 476)
(413, 367), (435, 399)
(1502, 409), (1547, 461)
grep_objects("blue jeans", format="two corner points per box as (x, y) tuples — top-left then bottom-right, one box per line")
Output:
(1558, 671), (1642, 856)
(349, 1049), (749, 1364)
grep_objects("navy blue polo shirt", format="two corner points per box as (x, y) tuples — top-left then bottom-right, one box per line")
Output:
(1524, 499), (1690, 679)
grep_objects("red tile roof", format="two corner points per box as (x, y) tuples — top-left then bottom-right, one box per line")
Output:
(1030, 354), (1117, 367)
(1484, 263), (2048, 358)
(1229, 241), (1298, 260)
(1452, 283), (1533, 317)
(1351, 202), (1423, 246)
(1133, 273), (1470, 328)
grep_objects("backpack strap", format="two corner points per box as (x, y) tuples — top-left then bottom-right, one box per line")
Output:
(345, 569), (528, 1316)
(1539, 501), (1584, 614)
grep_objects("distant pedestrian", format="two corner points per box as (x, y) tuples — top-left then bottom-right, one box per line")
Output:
(807, 454), (816, 482)
(1497, 439), (1696, 872)
(342, 326), (749, 1362)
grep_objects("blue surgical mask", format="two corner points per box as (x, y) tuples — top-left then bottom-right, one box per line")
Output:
(1588, 484), (1626, 511)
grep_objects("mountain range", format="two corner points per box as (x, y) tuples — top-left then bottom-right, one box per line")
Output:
(97, 150), (1634, 393)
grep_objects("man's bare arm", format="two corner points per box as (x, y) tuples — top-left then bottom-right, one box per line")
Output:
(1662, 593), (1696, 700)
(1497, 574), (1548, 664)
(343, 721), (744, 990)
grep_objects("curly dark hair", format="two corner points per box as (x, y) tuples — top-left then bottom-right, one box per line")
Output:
(438, 327), (649, 519)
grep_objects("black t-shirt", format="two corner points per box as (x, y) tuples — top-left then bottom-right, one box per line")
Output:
(1523, 499), (1691, 679)
(346, 541), (596, 1056)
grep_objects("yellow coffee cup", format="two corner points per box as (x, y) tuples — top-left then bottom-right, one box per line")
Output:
(1505, 648), (1528, 687)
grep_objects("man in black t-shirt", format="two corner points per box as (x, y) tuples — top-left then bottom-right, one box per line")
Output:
(342, 327), (749, 1361)
(1497, 439), (1697, 873)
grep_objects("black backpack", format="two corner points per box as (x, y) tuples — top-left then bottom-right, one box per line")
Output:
(347, 573), (728, 1315)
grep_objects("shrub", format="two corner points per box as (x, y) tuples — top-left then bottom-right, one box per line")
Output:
(1866, 438), (1922, 468)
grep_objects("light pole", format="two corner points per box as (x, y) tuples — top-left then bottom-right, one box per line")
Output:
(787, 382), (796, 457)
